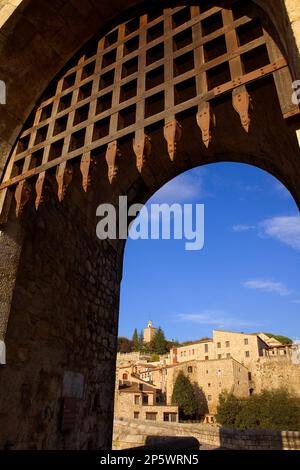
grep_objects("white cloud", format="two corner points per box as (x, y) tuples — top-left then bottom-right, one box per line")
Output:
(176, 311), (261, 329)
(242, 279), (292, 296)
(260, 215), (300, 251)
(150, 170), (206, 204)
(232, 224), (254, 232)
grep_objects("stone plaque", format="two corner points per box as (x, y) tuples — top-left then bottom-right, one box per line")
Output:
(62, 371), (85, 399)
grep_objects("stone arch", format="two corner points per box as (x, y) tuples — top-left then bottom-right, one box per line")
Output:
(0, 0), (299, 450)
(0, 0), (299, 175)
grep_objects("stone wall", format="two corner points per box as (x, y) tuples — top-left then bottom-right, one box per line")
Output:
(251, 356), (300, 396)
(113, 418), (300, 450)
(0, 177), (124, 449)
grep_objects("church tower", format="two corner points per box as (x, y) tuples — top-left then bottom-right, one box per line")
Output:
(143, 320), (157, 343)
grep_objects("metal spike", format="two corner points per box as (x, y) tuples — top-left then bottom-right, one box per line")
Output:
(163, 120), (182, 161)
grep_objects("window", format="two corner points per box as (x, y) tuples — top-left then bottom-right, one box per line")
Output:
(226, 341), (230, 348)
(205, 356), (209, 361)
(217, 342), (221, 348)
(227, 353), (231, 359)
(122, 373), (128, 380)
(134, 412), (139, 419)
(187, 366), (193, 373)
(208, 395), (212, 401)
(134, 395), (140, 405)
(205, 344), (209, 353)
(208, 383), (211, 388)
(192, 349), (195, 355)
(244, 338), (249, 345)
(164, 412), (177, 422)
(142, 395), (149, 405)
(245, 351), (250, 358)
(248, 372), (252, 381)
(146, 412), (157, 421)
(218, 354), (222, 359)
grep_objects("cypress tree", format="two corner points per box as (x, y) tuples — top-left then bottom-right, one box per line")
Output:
(171, 371), (198, 419)
(132, 328), (139, 352)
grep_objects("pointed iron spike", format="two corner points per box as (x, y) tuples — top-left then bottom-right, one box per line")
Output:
(80, 153), (91, 193)
(232, 86), (252, 133)
(133, 131), (152, 173)
(106, 141), (121, 184)
(35, 172), (46, 210)
(56, 163), (73, 202)
(56, 163), (66, 202)
(196, 102), (215, 148)
(163, 120), (182, 161)
(15, 181), (32, 217)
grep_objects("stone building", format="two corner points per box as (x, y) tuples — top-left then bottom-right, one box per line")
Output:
(116, 328), (300, 424)
(115, 382), (179, 423)
(170, 330), (268, 368)
(143, 320), (157, 344)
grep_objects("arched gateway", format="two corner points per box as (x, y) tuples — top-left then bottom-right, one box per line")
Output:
(0, 0), (299, 450)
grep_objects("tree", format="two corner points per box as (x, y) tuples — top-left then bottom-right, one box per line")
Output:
(117, 337), (133, 353)
(150, 353), (160, 362)
(132, 328), (139, 352)
(171, 371), (198, 419)
(216, 392), (244, 428)
(150, 327), (168, 355)
(139, 330), (144, 350)
(264, 333), (293, 345)
(216, 389), (300, 431)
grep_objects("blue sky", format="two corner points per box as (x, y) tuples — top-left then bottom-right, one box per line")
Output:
(118, 163), (300, 343)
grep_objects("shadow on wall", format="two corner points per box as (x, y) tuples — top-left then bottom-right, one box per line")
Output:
(138, 436), (200, 450)
(218, 428), (287, 450)
(193, 383), (209, 418)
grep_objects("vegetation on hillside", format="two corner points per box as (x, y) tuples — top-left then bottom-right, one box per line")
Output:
(216, 389), (300, 431)
(118, 326), (178, 355)
(264, 333), (293, 345)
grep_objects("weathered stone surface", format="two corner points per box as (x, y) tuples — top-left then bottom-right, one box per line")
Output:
(113, 419), (300, 450)
(0, 0), (299, 452)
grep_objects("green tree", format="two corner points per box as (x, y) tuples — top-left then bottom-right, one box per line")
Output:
(216, 392), (244, 428)
(236, 389), (300, 430)
(264, 333), (293, 345)
(132, 328), (139, 352)
(150, 353), (160, 362)
(150, 327), (168, 355)
(139, 330), (144, 350)
(117, 337), (133, 353)
(216, 389), (300, 431)
(171, 371), (198, 419)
